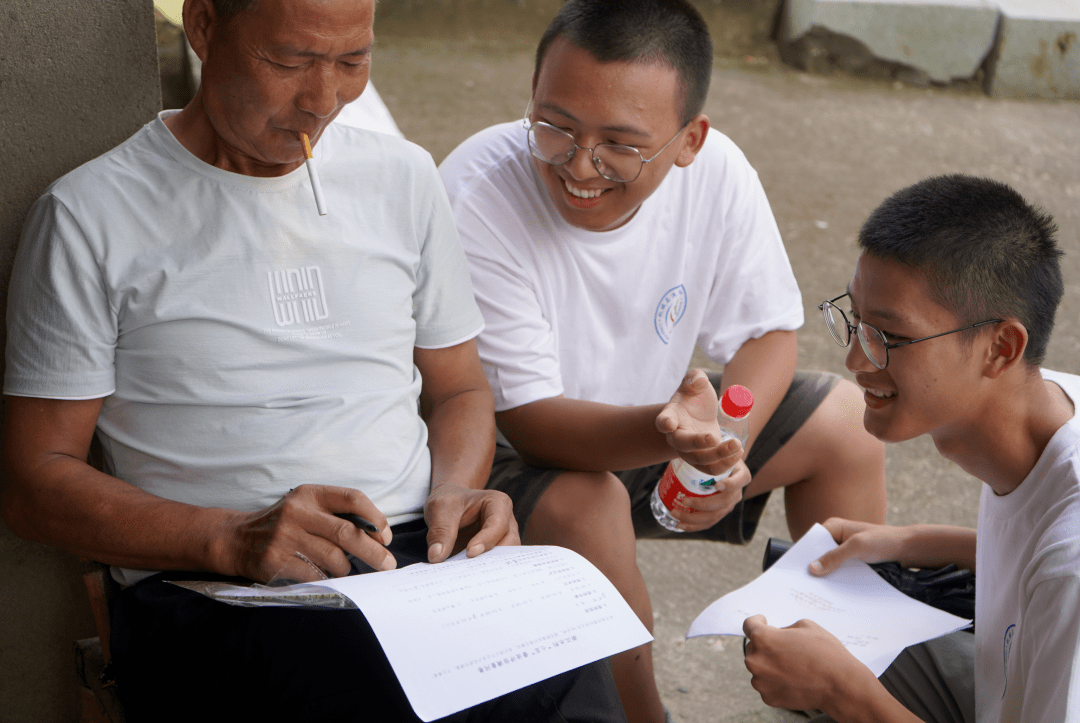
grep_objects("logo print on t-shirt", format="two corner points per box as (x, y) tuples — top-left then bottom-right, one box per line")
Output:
(654, 285), (687, 345)
(267, 266), (330, 327)
(1002, 623), (1015, 699)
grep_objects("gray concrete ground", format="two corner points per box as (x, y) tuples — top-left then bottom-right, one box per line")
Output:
(369, 37), (1080, 722)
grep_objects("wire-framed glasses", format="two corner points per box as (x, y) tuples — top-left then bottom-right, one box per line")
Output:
(819, 293), (1003, 370)
(522, 101), (687, 183)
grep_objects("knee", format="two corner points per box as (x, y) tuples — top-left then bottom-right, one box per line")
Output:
(530, 471), (633, 545)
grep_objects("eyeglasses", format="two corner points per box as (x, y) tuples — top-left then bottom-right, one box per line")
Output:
(522, 101), (687, 183)
(819, 294), (1003, 370)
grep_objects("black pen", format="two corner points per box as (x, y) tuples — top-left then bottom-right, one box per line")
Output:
(334, 512), (380, 534)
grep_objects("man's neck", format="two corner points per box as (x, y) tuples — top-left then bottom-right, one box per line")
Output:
(933, 370), (1073, 496)
(163, 94), (303, 178)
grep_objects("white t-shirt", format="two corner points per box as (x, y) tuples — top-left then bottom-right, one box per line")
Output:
(5, 112), (484, 582)
(975, 368), (1080, 721)
(438, 121), (803, 413)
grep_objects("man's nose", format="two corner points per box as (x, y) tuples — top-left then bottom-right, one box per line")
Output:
(845, 334), (875, 374)
(298, 64), (347, 119)
(565, 144), (602, 181)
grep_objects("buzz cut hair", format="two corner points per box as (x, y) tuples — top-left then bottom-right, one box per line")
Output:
(534, 0), (713, 126)
(858, 174), (1063, 366)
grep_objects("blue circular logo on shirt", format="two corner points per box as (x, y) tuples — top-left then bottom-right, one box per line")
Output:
(654, 285), (687, 345)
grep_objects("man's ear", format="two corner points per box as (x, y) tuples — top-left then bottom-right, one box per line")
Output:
(184, 0), (218, 63)
(984, 320), (1028, 379)
(674, 114), (710, 168)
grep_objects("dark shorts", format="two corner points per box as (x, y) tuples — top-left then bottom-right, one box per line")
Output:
(488, 370), (841, 545)
(111, 519), (626, 723)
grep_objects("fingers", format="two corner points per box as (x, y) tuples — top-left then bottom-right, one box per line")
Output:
(425, 487), (519, 563)
(809, 519), (895, 577)
(460, 495), (520, 558)
(743, 614), (769, 639)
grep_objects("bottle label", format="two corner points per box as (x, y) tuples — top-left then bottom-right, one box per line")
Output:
(657, 464), (716, 513)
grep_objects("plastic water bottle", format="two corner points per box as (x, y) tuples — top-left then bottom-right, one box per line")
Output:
(650, 384), (754, 532)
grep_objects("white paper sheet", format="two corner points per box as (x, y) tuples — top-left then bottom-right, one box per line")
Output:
(309, 545), (652, 721)
(687, 523), (971, 676)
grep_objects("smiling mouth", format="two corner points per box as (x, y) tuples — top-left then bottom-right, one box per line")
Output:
(563, 179), (609, 199)
(864, 387), (896, 399)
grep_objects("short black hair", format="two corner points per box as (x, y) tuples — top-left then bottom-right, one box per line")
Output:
(534, 0), (713, 126)
(858, 174), (1063, 366)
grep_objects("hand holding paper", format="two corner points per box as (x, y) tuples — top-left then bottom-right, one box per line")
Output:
(688, 523), (971, 676)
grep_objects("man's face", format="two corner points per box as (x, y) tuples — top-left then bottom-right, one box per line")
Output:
(529, 38), (699, 232)
(196, 0), (374, 175)
(844, 252), (988, 446)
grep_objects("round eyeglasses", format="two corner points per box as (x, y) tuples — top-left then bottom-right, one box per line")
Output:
(819, 294), (1003, 370)
(522, 101), (687, 184)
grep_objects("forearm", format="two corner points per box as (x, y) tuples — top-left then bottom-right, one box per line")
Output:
(1, 455), (235, 573)
(425, 387), (496, 491)
(826, 679), (925, 723)
(898, 524), (977, 571)
(496, 396), (674, 472)
(716, 330), (797, 453)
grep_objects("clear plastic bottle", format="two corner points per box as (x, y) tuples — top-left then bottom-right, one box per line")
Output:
(650, 384), (754, 532)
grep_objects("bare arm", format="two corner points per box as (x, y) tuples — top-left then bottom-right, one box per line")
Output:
(495, 396), (672, 472)
(811, 518), (978, 575)
(1, 396), (395, 581)
(416, 339), (518, 562)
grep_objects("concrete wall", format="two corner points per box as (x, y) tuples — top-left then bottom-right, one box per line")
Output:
(0, 1), (160, 721)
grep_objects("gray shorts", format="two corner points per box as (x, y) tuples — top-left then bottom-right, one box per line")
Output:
(488, 370), (842, 544)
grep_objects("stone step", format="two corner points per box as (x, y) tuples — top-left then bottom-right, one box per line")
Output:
(779, 0), (1080, 99)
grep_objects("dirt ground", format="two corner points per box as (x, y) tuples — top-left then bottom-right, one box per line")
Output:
(369, 36), (1080, 722)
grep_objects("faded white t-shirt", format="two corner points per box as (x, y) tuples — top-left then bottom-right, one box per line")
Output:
(439, 121), (802, 414)
(975, 368), (1080, 721)
(6, 112), (483, 582)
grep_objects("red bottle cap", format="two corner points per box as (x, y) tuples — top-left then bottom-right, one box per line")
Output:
(721, 384), (754, 418)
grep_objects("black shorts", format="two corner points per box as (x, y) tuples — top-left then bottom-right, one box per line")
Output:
(487, 370), (841, 545)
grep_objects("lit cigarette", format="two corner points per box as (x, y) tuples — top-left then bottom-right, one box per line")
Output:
(300, 132), (327, 216)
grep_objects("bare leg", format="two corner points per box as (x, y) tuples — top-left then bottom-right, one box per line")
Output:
(743, 379), (887, 540)
(526, 470), (666, 723)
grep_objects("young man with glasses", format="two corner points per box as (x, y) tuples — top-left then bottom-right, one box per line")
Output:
(743, 175), (1080, 722)
(439, 1), (887, 719)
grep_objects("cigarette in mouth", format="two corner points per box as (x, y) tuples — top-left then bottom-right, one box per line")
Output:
(300, 132), (327, 216)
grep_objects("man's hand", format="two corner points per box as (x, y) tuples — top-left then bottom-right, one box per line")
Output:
(663, 460), (752, 532)
(655, 369), (750, 531)
(655, 369), (742, 476)
(742, 615), (876, 714)
(808, 518), (909, 577)
(424, 485), (519, 563)
(222, 484), (394, 583)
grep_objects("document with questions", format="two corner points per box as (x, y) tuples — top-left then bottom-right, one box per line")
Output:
(183, 545), (651, 721)
(687, 523), (971, 676)
(322, 545), (651, 720)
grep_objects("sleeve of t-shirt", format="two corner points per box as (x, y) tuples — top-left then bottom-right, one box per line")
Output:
(412, 154), (486, 350)
(4, 192), (117, 399)
(440, 139), (565, 413)
(694, 138), (804, 364)
(1016, 574), (1080, 721)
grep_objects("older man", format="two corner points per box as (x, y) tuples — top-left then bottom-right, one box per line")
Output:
(1, 0), (623, 720)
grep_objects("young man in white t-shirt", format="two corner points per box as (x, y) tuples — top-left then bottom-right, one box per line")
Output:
(439, 1), (888, 719)
(742, 175), (1080, 722)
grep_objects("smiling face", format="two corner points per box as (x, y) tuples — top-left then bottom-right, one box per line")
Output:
(528, 38), (706, 232)
(844, 252), (991, 446)
(187, 0), (374, 176)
